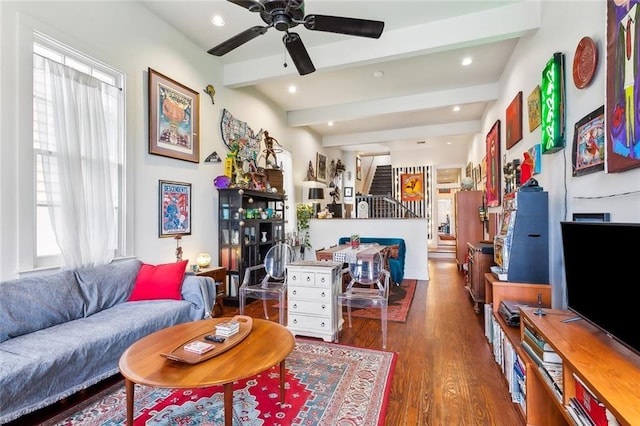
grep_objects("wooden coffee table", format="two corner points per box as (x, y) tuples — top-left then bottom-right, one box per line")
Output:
(118, 318), (295, 426)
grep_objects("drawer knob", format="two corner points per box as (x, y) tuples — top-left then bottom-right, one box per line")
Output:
(321, 292), (326, 297)
(320, 277), (326, 283)
(306, 276), (311, 282)
(293, 319), (297, 324)
(291, 276), (297, 281)
(321, 304), (326, 310)
(292, 290), (297, 296)
(320, 322), (325, 328)
(293, 304), (297, 309)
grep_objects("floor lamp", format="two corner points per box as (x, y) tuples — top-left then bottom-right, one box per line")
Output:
(308, 187), (325, 216)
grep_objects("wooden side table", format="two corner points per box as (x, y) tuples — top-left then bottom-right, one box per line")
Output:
(196, 266), (226, 317)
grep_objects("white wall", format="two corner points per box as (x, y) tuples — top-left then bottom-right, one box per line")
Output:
(467, 1), (640, 308)
(0, 1), (329, 279)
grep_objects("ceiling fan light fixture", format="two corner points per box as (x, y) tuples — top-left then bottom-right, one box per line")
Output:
(273, 13), (292, 31)
(208, 0), (385, 75)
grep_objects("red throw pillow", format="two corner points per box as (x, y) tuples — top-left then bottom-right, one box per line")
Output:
(388, 244), (400, 259)
(128, 260), (188, 301)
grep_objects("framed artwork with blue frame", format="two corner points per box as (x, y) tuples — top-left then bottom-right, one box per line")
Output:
(159, 180), (192, 237)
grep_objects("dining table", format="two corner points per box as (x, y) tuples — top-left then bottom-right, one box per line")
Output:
(316, 244), (390, 272)
(314, 243), (386, 261)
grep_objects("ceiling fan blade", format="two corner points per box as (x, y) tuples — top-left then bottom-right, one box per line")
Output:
(283, 32), (315, 75)
(207, 26), (269, 56)
(227, 0), (264, 13)
(304, 15), (384, 39)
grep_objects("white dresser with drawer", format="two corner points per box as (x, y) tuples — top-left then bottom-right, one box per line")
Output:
(286, 260), (343, 342)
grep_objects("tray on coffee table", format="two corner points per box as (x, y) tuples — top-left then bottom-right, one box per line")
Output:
(160, 315), (253, 364)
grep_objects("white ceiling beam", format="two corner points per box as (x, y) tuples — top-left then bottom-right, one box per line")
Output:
(288, 83), (499, 127)
(322, 120), (482, 147)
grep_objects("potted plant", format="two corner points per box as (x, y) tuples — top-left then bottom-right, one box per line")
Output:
(296, 203), (314, 252)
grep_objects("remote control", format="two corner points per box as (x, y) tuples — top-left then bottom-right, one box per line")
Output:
(204, 335), (225, 343)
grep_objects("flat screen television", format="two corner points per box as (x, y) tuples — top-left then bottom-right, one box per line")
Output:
(560, 221), (640, 356)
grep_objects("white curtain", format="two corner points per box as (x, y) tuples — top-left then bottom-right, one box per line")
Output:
(35, 55), (120, 268)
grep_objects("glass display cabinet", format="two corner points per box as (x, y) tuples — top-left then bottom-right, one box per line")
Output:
(217, 188), (285, 306)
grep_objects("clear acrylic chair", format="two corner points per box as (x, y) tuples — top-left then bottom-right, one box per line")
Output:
(337, 249), (390, 348)
(239, 243), (294, 324)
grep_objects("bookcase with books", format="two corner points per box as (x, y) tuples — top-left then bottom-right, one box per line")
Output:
(517, 306), (640, 426)
(483, 272), (555, 423)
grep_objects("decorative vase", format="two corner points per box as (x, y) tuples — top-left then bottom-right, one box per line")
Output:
(261, 232), (267, 243)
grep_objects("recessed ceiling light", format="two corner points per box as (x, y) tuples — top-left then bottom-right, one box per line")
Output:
(453, 105), (460, 112)
(288, 85), (297, 93)
(447, 141), (452, 145)
(328, 121), (334, 126)
(373, 70), (384, 78)
(211, 15), (225, 26)
(461, 57), (472, 66)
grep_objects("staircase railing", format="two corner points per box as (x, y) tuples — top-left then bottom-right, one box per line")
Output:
(355, 195), (421, 218)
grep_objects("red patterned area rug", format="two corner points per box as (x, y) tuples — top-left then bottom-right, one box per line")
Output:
(349, 279), (417, 323)
(40, 340), (396, 426)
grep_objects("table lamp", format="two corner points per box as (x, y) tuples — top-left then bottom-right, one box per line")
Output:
(308, 187), (325, 215)
(196, 253), (211, 268)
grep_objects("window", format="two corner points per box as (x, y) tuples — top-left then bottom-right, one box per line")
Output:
(32, 32), (125, 267)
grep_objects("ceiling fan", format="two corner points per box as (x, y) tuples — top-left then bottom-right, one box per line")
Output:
(207, 0), (385, 75)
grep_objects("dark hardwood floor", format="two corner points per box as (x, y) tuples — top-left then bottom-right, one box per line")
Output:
(12, 257), (523, 425)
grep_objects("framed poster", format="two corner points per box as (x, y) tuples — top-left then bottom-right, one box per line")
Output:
(606, 1), (640, 172)
(148, 68), (200, 163)
(159, 180), (192, 237)
(344, 187), (353, 198)
(316, 153), (327, 183)
(356, 156), (362, 180)
(527, 85), (541, 132)
(506, 91), (523, 149)
(400, 173), (424, 202)
(485, 120), (501, 207)
(572, 106), (605, 177)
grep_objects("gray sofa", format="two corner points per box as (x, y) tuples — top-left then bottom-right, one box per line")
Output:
(0, 259), (216, 424)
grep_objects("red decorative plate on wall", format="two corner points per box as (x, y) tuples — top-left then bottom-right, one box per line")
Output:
(573, 36), (598, 89)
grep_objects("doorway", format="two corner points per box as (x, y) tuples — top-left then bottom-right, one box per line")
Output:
(430, 167), (461, 255)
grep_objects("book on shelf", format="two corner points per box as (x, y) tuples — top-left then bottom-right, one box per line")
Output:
(573, 373), (619, 426)
(522, 323), (554, 352)
(184, 341), (215, 354)
(522, 331), (562, 363)
(567, 398), (596, 426)
(521, 340), (563, 392)
(537, 364), (563, 401)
